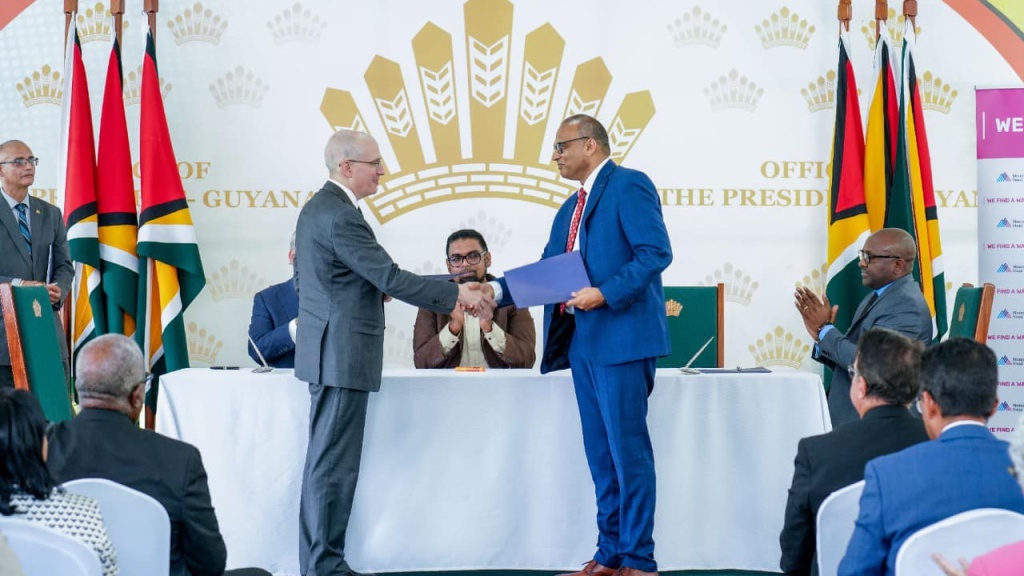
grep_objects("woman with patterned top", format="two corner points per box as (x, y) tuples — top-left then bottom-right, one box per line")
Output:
(0, 388), (118, 576)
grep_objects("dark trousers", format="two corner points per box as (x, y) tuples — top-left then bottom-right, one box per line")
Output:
(299, 382), (369, 576)
(569, 339), (658, 573)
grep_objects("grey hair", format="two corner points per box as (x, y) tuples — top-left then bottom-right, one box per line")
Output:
(1014, 415), (1024, 492)
(324, 130), (369, 177)
(75, 334), (146, 401)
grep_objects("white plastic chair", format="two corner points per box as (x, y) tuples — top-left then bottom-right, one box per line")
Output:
(0, 516), (102, 576)
(815, 480), (866, 576)
(63, 478), (171, 576)
(895, 508), (1024, 575)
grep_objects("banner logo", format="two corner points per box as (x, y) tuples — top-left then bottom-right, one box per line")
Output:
(124, 66), (172, 106)
(268, 3), (326, 45)
(705, 69), (764, 112)
(206, 259), (266, 301)
(210, 66), (269, 107)
(860, 8), (921, 51)
(667, 6), (727, 48)
(77, 2), (128, 44)
(187, 321), (224, 366)
(17, 65), (62, 108)
(168, 2), (227, 45)
(919, 71), (957, 114)
(756, 7), (815, 50)
(700, 263), (759, 306)
(801, 71), (835, 113)
(796, 263), (827, 296)
(748, 326), (808, 368)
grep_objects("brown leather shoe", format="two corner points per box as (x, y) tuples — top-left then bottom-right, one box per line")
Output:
(612, 567), (658, 576)
(557, 560), (616, 576)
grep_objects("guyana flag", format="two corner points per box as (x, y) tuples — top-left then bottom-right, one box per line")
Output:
(96, 17), (138, 338)
(825, 33), (871, 344)
(863, 26), (900, 232)
(137, 23), (206, 384)
(885, 21), (948, 340)
(59, 17), (105, 356)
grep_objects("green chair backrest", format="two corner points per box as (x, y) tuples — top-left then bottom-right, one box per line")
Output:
(658, 285), (723, 369)
(948, 285), (983, 340)
(3, 285), (72, 422)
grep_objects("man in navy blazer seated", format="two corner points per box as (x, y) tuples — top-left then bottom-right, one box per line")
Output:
(838, 338), (1024, 576)
(489, 114), (672, 576)
(247, 232), (299, 368)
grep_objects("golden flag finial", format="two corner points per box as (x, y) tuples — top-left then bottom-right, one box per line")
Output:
(838, 0), (852, 33)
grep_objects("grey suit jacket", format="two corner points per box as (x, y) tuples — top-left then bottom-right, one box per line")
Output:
(293, 181), (458, 391)
(0, 195), (74, 363)
(814, 274), (932, 425)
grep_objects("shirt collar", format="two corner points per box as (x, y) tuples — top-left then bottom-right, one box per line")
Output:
(941, 419), (987, 434)
(328, 178), (360, 209)
(2, 188), (26, 209)
(582, 157), (611, 196)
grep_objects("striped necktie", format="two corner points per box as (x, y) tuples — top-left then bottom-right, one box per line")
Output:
(14, 202), (31, 256)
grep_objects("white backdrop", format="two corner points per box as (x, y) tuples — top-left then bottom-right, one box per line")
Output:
(0, 0), (1016, 399)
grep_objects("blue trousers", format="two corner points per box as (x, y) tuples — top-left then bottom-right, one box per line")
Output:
(569, 340), (658, 572)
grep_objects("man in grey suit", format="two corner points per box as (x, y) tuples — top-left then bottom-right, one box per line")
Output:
(294, 129), (493, 576)
(795, 228), (932, 426)
(0, 140), (73, 389)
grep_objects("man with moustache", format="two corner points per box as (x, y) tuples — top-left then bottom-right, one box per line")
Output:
(413, 228), (535, 369)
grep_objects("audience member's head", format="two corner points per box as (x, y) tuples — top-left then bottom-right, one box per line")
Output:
(918, 338), (999, 439)
(445, 228), (491, 283)
(851, 328), (924, 416)
(0, 388), (56, 514)
(859, 228), (917, 289)
(75, 334), (148, 422)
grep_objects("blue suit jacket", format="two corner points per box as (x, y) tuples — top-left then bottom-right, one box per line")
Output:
(838, 424), (1024, 576)
(247, 278), (299, 368)
(501, 161), (672, 372)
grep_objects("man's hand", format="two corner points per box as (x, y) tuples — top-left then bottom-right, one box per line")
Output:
(448, 303), (465, 335)
(930, 553), (969, 576)
(566, 287), (605, 312)
(794, 286), (836, 340)
(46, 283), (61, 305)
(456, 282), (495, 318)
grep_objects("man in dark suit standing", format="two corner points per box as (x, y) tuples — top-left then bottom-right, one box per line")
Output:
(247, 232), (299, 368)
(779, 328), (929, 576)
(0, 140), (73, 388)
(47, 334), (270, 576)
(491, 115), (672, 576)
(294, 130), (493, 576)
(795, 228), (932, 426)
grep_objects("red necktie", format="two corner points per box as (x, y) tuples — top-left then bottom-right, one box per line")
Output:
(560, 188), (586, 314)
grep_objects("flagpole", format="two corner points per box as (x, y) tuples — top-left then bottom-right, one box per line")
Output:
(838, 0), (851, 33)
(145, 0), (158, 40)
(111, 0), (123, 48)
(875, 0), (887, 40)
(903, 0), (917, 28)
(63, 0), (77, 50)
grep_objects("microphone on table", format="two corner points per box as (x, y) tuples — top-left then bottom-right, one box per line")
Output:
(679, 336), (715, 375)
(247, 335), (274, 374)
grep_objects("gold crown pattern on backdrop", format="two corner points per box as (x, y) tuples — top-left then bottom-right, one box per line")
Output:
(704, 69), (763, 112)
(456, 210), (513, 253)
(17, 65), (62, 108)
(795, 263), (828, 296)
(123, 66), (173, 106)
(860, 9), (921, 51)
(167, 2), (227, 45)
(700, 263), (758, 306)
(919, 71), (957, 114)
(755, 7), (815, 49)
(187, 321), (224, 366)
(665, 299), (683, 317)
(267, 3), (327, 45)
(206, 259), (266, 301)
(76, 2), (129, 43)
(666, 6), (727, 48)
(749, 326), (809, 369)
(801, 70), (836, 112)
(320, 0), (654, 224)
(210, 66), (270, 107)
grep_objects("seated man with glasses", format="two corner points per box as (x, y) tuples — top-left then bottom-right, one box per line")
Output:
(46, 334), (271, 576)
(413, 228), (536, 369)
(794, 228), (932, 427)
(779, 328), (929, 576)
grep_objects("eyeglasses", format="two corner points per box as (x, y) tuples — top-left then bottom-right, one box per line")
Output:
(346, 158), (383, 170)
(552, 136), (590, 154)
(858, 250), (903, 265)
(0, 157), (39, 167)
(447, 250), (487, 266)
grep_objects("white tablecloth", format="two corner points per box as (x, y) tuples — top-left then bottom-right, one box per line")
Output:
(156, 368), (829, 574)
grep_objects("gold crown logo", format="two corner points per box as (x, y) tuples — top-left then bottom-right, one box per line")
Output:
(167, 2), (227, 45)
(860, 9), (921, 51)
(186, 321), (224, 366)
(918, 71), (957, 115)
(748, 326), (809, 369)
(457, 210), (513, 253)
(32, 299), (42, 318)
(700, 263), (759, 306)
(76, 2), (129, 43)
(123, 66), (173, 106)
(320, 0), (654, 224)
(755, 7), (815, 49)
(957, 302), (966, 322)
(801, 70), (836, 113)
(210, 66), (270, 108)
(666, 6), (728, 48)
(206, 259), (267, 301)
(665, 299), (683, 317)
(704, 69), (763, 112)
(267, 3), (327, 45)
(795, 263), (828, 296)
(17, 65), (62, 108)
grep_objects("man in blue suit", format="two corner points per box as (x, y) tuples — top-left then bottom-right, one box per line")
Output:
(491, 114), (672, 576)
(247, 232), (299, 368)
(838, 338), (1024, 576)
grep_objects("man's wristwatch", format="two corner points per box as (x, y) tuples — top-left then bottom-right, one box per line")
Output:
(814, 322), (832, 342)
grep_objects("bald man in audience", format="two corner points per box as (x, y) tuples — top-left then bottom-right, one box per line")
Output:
(46, 334), (270, 576)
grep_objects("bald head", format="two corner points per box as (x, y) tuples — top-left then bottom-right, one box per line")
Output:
(870, 228), (918, 262)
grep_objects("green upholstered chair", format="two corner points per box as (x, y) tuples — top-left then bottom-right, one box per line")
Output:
(657, 283), (724, 369)
(947, 282), (994, 344)
(0, 283), (73, 422)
